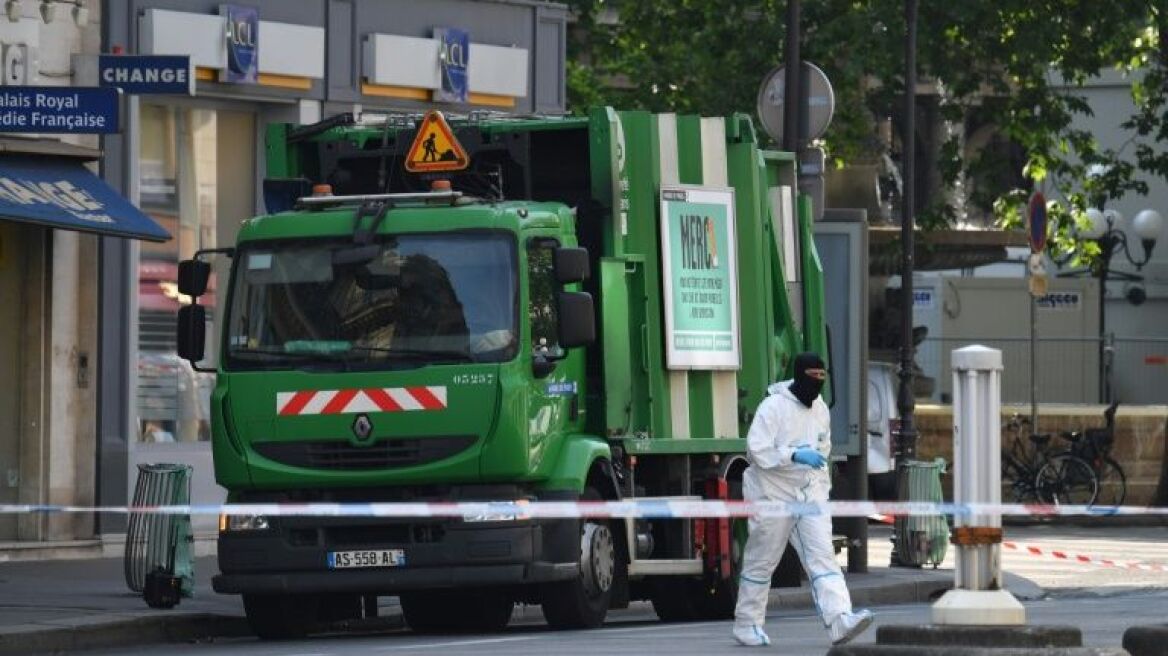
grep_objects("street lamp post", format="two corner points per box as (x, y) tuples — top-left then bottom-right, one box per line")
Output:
(889, 0), (919, 569)
(1074, 206), (1164, 402)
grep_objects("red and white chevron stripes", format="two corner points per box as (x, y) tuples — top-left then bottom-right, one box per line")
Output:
(276, 387), (447, 416)
(1002, 540), (1167, 573)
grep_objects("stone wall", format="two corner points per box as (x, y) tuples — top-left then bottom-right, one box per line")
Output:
(915, 404), (1167, 506)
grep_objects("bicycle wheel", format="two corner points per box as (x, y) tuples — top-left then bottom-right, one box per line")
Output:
(1035, 455), (1098, 506)
(1092, 456), (1127, 508)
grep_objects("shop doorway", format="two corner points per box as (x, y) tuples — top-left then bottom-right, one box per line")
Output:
(0, 222), (27, 541)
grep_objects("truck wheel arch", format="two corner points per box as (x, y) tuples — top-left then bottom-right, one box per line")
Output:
(587, 457), (621, 501)
(719, 454), (748, 487)
(541, 435), (613, 498)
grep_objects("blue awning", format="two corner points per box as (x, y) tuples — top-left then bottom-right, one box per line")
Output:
(0, 156), (170, 242)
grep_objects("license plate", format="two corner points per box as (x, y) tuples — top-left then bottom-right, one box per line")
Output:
(327, 549), (406, 569)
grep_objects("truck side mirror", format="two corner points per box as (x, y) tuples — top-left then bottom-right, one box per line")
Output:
(554, 247), (590, 284)
(177, 260), (211, 297)
(177, 304), (206, 363)
(557, 291), (595, 348)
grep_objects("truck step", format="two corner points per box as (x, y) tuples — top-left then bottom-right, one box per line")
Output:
(628, 559), (704, 576)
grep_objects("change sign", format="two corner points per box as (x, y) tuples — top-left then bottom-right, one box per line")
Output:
(660, 185), (740, 369)
(0, 87), (119, 134)
(99, 55), (193, 95)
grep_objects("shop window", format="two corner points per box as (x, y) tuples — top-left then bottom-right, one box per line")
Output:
(136, 105), (254, 443)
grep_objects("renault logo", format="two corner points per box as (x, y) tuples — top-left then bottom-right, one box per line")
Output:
(351, 414), (374, 444)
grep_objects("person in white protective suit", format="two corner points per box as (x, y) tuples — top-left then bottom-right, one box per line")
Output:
(732, 352), (874, 647)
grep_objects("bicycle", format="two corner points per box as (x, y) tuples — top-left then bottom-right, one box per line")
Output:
(1002, 414), (1098, 506)
(1054, 400), (1127, 509)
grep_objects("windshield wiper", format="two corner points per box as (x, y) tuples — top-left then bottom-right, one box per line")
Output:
(353, 346), (473, 362)
(229, 347), (321, 361)
(229, 346), (351, 371)
(229, 345), (473, 371)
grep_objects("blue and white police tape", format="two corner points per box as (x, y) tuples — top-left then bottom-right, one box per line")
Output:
(0, 500), (1164, 519)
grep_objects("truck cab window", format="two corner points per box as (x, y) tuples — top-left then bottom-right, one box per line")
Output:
(225, 232), (517, 370)
(528, 241), (563, 359)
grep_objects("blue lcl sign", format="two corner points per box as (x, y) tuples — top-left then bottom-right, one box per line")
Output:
(221, 4), (259, 84)
(99, 55), (193, 95)
(434, 27), (469, 103)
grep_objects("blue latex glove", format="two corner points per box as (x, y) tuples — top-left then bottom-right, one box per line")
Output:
(792, 447), (827, 469)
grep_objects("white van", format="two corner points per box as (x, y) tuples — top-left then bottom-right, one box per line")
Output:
(867, 361), (900, 499)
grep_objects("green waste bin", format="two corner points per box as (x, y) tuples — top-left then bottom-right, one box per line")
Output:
(893, 458), (949, 568)
(124, 463), (194, 598)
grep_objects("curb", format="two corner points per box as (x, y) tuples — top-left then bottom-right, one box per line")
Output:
(877, 624), (1081, 648)
(0, 614), (251, 655)
(1122, 624), (1168, 656)
(828, 646), (1129, 655)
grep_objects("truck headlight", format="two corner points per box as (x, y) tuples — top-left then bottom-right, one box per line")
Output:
(219, 514), (270, 532)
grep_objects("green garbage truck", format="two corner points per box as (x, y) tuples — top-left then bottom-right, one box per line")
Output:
(175, 107), (829, 638)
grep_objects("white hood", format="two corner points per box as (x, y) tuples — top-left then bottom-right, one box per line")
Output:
(767, 379), (795, 398)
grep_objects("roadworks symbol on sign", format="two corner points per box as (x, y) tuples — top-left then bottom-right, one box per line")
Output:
(405, 110), (469, 173)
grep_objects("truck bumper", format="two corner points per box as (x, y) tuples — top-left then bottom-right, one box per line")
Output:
(213, 516), (580, 595)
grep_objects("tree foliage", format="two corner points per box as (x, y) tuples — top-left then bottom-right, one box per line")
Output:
(565, 0), (1165, 262)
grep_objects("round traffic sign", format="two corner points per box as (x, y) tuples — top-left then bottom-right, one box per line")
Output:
(756, 61), (835, 144)
(1027, 191), (1047, 253)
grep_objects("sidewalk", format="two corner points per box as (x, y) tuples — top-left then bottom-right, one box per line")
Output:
(0, 537), (1034, 655)
(0, 556), (248, 654)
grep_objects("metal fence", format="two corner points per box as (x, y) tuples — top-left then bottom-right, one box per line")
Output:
(914, 336), (1168, 405)
(1108, 336), (1168, 405)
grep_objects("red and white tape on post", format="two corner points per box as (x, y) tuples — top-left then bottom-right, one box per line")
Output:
(1002, 540), (1168, 573)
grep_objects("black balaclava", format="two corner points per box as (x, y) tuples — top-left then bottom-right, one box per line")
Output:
(788, 352), (825, 408)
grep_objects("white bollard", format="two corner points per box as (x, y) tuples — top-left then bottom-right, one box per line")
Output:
(932, 345), (1026, 625)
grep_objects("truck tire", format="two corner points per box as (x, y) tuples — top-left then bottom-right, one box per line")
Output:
(695, 510), (748, 619)
(541, 487), (616, 629)
(649, 578), (701, 621)
(401, 590), (513, 633)
(243, 593), (318, 640)
(651, 479), (746, 621)
(650, 523), (746, 621)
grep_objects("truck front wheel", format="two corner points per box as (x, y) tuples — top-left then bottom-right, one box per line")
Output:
(243, 593), (318, 640)
(541, 490), (617, 629)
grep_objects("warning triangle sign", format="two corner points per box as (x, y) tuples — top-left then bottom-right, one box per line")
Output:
(405, 111), (470, 173)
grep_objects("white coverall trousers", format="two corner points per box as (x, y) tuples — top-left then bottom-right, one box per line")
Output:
(733, 464), (855, 630)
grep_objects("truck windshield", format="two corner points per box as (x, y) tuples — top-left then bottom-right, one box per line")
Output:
(225, 232), (517, 370)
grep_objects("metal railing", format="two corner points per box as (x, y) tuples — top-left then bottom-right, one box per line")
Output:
(1107, 336), (1168, 405)
(913, 336), (1168, 404)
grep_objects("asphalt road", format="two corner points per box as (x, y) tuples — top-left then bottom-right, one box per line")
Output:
(79, 589), (1168, 656)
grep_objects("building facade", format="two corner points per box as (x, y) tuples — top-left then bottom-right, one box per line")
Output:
(96, 0), (568, 546)
(0, 0), (111, 553)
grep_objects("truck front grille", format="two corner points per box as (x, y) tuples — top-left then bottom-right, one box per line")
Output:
(253, 435), (476, 471)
